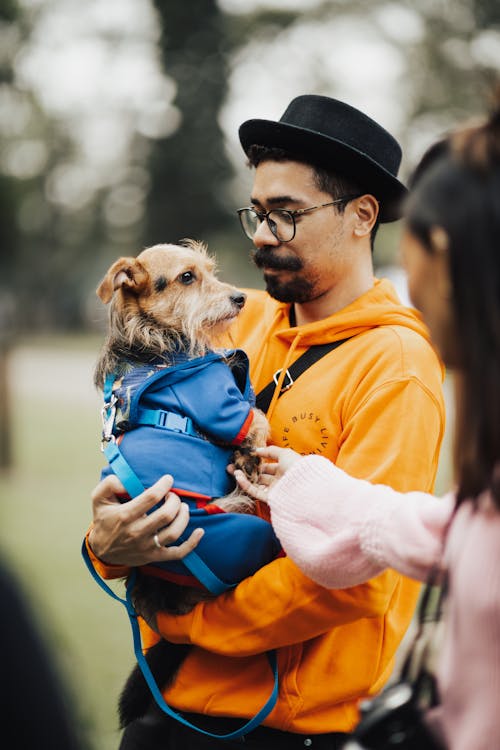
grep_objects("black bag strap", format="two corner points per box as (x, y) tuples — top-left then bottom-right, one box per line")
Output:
(396, 566), (448, 712)
(400, 504), (456, 695)
(256, 338), (350, 413)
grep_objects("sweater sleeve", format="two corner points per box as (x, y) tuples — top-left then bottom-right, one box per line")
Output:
(267, 455), (455, 587)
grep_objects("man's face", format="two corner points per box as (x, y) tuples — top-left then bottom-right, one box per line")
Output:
(249, 160), (350, 304)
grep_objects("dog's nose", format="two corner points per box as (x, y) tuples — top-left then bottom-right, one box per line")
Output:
(231, 292), (246, 309)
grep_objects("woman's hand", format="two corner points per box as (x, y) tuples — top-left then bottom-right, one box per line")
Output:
(233, 445), (302, 502)
(88, 474), (204, 566)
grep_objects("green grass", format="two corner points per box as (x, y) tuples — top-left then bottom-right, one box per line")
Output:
(0, 336), (133, 750)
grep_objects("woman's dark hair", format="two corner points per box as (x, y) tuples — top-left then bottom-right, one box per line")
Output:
(405, 104), (500, 507)
(246, 145), (380, 249)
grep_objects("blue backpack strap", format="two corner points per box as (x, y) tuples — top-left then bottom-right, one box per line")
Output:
(103, 442), (147, 499)
(102, 439), (232, 597)
(81, 541), (279, 739)
(103, 372), (116, 403)
(171, 533), (237, 596)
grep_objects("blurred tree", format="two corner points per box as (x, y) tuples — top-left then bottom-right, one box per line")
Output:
(0, 0), (21, 468)
(1, 0), (499, 329)
(405, 0), (500, 138)
(471, 0), (500, 26)
(371, 0), (500, 269)
(0, 0), (107, 330)
(0, 0), (21, 314)
(144, 0), (299, 255)
(145, 0), (234, 245)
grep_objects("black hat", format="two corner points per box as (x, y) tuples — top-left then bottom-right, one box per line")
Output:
(239, 95), (407, 223)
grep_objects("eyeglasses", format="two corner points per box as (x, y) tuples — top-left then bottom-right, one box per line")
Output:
(236, 196), (359, 243)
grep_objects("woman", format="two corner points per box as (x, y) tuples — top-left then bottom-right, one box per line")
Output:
(235, 101), (500, 750)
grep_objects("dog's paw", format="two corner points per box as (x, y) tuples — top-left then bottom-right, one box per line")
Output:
(233, 447), (261, 484)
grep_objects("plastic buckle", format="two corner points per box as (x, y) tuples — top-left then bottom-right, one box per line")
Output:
(273, 368), (294, 393)
(158, 411), (189, 433)
(100, 394), (118, 451)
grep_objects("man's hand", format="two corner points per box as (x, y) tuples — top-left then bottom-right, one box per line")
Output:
(234, 445), (302, 502)
(88, 474), (203, 566)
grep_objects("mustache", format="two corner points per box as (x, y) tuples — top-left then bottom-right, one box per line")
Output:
(251, 248), (303, 272)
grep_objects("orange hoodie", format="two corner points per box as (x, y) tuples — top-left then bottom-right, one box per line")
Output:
(88, 278), (445, 734)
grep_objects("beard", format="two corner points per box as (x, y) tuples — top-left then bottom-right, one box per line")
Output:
(252, 247), (314, 302)
(263, 274), (315, 303)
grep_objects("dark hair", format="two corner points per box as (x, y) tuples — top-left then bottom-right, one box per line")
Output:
(246, 145), (380, 249)
(405, 106), (500, 508)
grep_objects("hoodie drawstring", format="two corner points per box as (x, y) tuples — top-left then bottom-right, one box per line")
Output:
(265, 333), (303, 422)
(250, 307), (284, 391)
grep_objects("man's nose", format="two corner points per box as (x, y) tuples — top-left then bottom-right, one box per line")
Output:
(252, 218), (280, 249)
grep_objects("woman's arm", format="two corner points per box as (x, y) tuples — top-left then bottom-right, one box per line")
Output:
(264, 453), (454, 587)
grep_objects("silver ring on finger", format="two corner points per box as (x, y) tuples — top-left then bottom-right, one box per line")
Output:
(153, 533), (162, 549)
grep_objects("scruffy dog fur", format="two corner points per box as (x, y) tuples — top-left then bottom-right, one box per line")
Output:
(94, 240), (269, 728)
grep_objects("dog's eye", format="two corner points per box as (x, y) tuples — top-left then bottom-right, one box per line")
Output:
(179, 271), (196, 285)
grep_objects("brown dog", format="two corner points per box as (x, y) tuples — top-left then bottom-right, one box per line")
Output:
(95, 240), (269, 479)
(94, 240), (272, 727)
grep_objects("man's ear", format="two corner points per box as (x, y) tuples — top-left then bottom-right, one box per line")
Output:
(351, 195), (379, 238)
(96, 257), (149, 303)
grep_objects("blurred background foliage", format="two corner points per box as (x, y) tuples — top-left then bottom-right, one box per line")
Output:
(0, 1), (498, 748)
(0, 0), (499, 332)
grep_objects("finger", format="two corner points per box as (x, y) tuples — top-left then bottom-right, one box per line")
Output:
(120, 475), (177, 522)
(260, 462), (278, 475)
(157, 527), (205, 561)
(234, 470), (269, 502)
(255, 446), (283, 461)
(257, 473), (275, 487)
(91, 474), (127, 506)
(234, 469), (252, 492)
(152, 500), (191, 546)
(142, 488), (185, 534)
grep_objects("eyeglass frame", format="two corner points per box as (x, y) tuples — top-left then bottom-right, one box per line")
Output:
(236, 195), (361, 243)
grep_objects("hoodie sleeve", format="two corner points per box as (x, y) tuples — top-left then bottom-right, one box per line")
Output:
(157, 561), (406, 655)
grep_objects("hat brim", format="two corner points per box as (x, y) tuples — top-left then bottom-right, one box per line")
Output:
(239, 119), (407, 223)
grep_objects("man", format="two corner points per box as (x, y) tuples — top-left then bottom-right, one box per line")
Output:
(87, 95), (445, 749)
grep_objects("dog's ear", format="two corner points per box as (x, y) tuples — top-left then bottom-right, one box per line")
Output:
(96, 258), (150, 303)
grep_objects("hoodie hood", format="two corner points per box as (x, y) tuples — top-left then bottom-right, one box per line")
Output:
(267, 278), (431, 347)
(233, 278), (440, 420)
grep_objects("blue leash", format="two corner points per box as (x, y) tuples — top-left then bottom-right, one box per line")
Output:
(81, 542), (279, 740)
(82, 374), (279, 739)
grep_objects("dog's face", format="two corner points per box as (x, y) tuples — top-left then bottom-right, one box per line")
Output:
(97, 241), (246, 346)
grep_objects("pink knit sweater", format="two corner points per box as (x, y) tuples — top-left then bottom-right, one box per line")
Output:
(267, 455), (500, 750)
